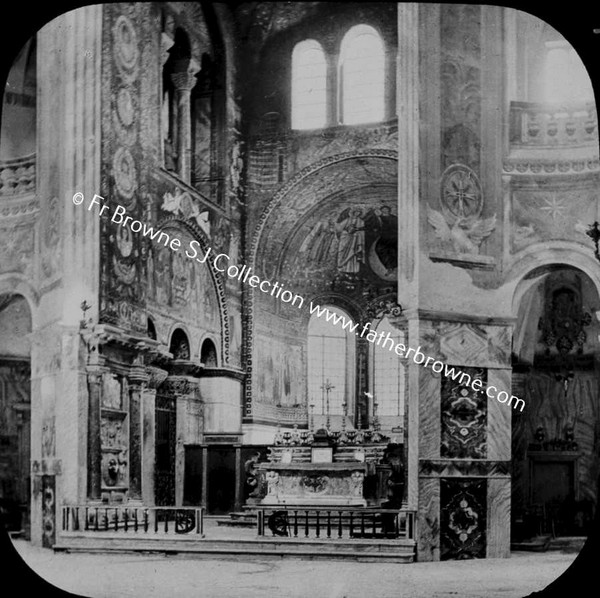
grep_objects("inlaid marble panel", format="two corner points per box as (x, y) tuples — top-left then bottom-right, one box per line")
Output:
(486, 478), (510, 558)
(439, 322), (510, 369)
(440, 478), (487, 560)
(419, 368), (440, 459)
(487, 368), (512, 461)
(441, 367), (487, 459)
(417, 477), (440, 562)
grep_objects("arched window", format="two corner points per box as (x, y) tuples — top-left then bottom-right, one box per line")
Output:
(162, 28), (192, 173)
(372, 317), (404, 417)
(169, 328), (190, 360)
(307, 306), (355, 416)
(147, 317), (157, 340)
(339, 25), (385, 125)
(291, 40), (327, 130)
(543, 40), (594, 104)
(200, 338), (218, 367)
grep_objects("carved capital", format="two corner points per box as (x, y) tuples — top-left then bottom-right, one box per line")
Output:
(86, 366), (107, 386)
(146, 365), (169, 389)
(128, 365), (149, 386)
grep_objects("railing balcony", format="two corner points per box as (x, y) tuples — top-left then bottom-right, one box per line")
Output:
(61, 505), (204, 536)
(256, 506), (416, 541)
(0, 153), (36, 196)
(509, 101), (597, 148)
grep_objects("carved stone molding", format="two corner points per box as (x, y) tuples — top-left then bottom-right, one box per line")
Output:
(146, 365), (169, 389)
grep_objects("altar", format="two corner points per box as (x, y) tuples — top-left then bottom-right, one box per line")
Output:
(257, 461), (368, 506)
(251, 425), (402, 508)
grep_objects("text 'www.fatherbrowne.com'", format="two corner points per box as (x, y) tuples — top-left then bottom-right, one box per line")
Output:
(74, 191), (525, 412)
(308, 304), (525, 412)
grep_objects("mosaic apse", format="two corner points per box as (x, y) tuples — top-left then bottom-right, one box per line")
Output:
(441, 366), (487, 459)
(440, 478), (487, 560)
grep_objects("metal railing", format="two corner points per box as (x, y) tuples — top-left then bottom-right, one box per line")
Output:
(61, 505), (204, 536)
(256, 507), (415, 540)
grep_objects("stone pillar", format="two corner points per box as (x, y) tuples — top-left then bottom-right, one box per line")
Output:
(86, 368), (103, 500)
(397, 3), (420, 297)
(326, 52), (338, 126)
(385, 47), (396, 121)
(201, 445), (208, 509)
(171, 59), (200, 184)
(143, 366), (168, 506)
(234, 445), (242, 511)
(128, 366), (148, 501)
(397, 2), (421, 514)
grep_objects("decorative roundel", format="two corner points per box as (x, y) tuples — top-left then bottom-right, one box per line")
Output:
(112, 147), (137, 202)
(116, 225), (133, 257)
(440, 164), (482, 221)
(116, 87), (135, 127)
(114, 15), (139, 71)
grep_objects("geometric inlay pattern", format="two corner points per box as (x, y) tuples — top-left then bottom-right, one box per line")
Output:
(441, 366), (487, 459)
(440, 478), (487, 560)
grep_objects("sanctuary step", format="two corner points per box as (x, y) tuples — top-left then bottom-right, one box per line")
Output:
(216, 511), (256, 528)
(53, 532), (416, 563)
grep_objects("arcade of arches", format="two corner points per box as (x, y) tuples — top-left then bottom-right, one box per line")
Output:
(0, 2), (598, 561)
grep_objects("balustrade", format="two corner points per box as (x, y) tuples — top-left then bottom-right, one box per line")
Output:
(0, 154), (36, 196)
(509, 101), (597, 147)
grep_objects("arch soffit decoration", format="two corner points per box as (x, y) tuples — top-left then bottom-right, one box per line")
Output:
(0, 274), (38, 325)
(507, 241), (600, 317)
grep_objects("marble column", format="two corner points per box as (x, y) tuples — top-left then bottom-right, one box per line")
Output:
(142, 365), (168, 507)
(86, 368), (103, 500)
(128, 366), (148, 501)
(171, 59), (200, 184)
(397, 3), (420, 298)
(201, 446), (208, 509)
(326, 52), (338, 126)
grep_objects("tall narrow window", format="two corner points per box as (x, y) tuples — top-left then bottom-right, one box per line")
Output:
(372, 317), (404, 417)
(307, 306), (355, 416)
(339, 25), (385, 125)
(543, 40), (594, 104)
(291, 40), (327, 130)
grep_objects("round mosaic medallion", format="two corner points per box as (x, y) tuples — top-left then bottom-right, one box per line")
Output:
(114, 15), (139, 70)
(440, 164), (482, 221)
(112, 147), (137, 201)
(116, 87), (135, 127)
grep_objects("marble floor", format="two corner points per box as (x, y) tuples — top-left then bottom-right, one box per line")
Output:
(9, 537), (585, 598)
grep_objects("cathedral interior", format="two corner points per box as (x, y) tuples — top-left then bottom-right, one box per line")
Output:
(0, 1), (599, 562)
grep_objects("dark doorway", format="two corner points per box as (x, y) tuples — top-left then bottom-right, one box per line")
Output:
(155, 393), (176, 506)
(183, 446), (203, 506)
(207, 446), (236, 514)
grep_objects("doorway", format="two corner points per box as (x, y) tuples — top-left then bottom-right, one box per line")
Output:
(207, 446), (236, 514)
